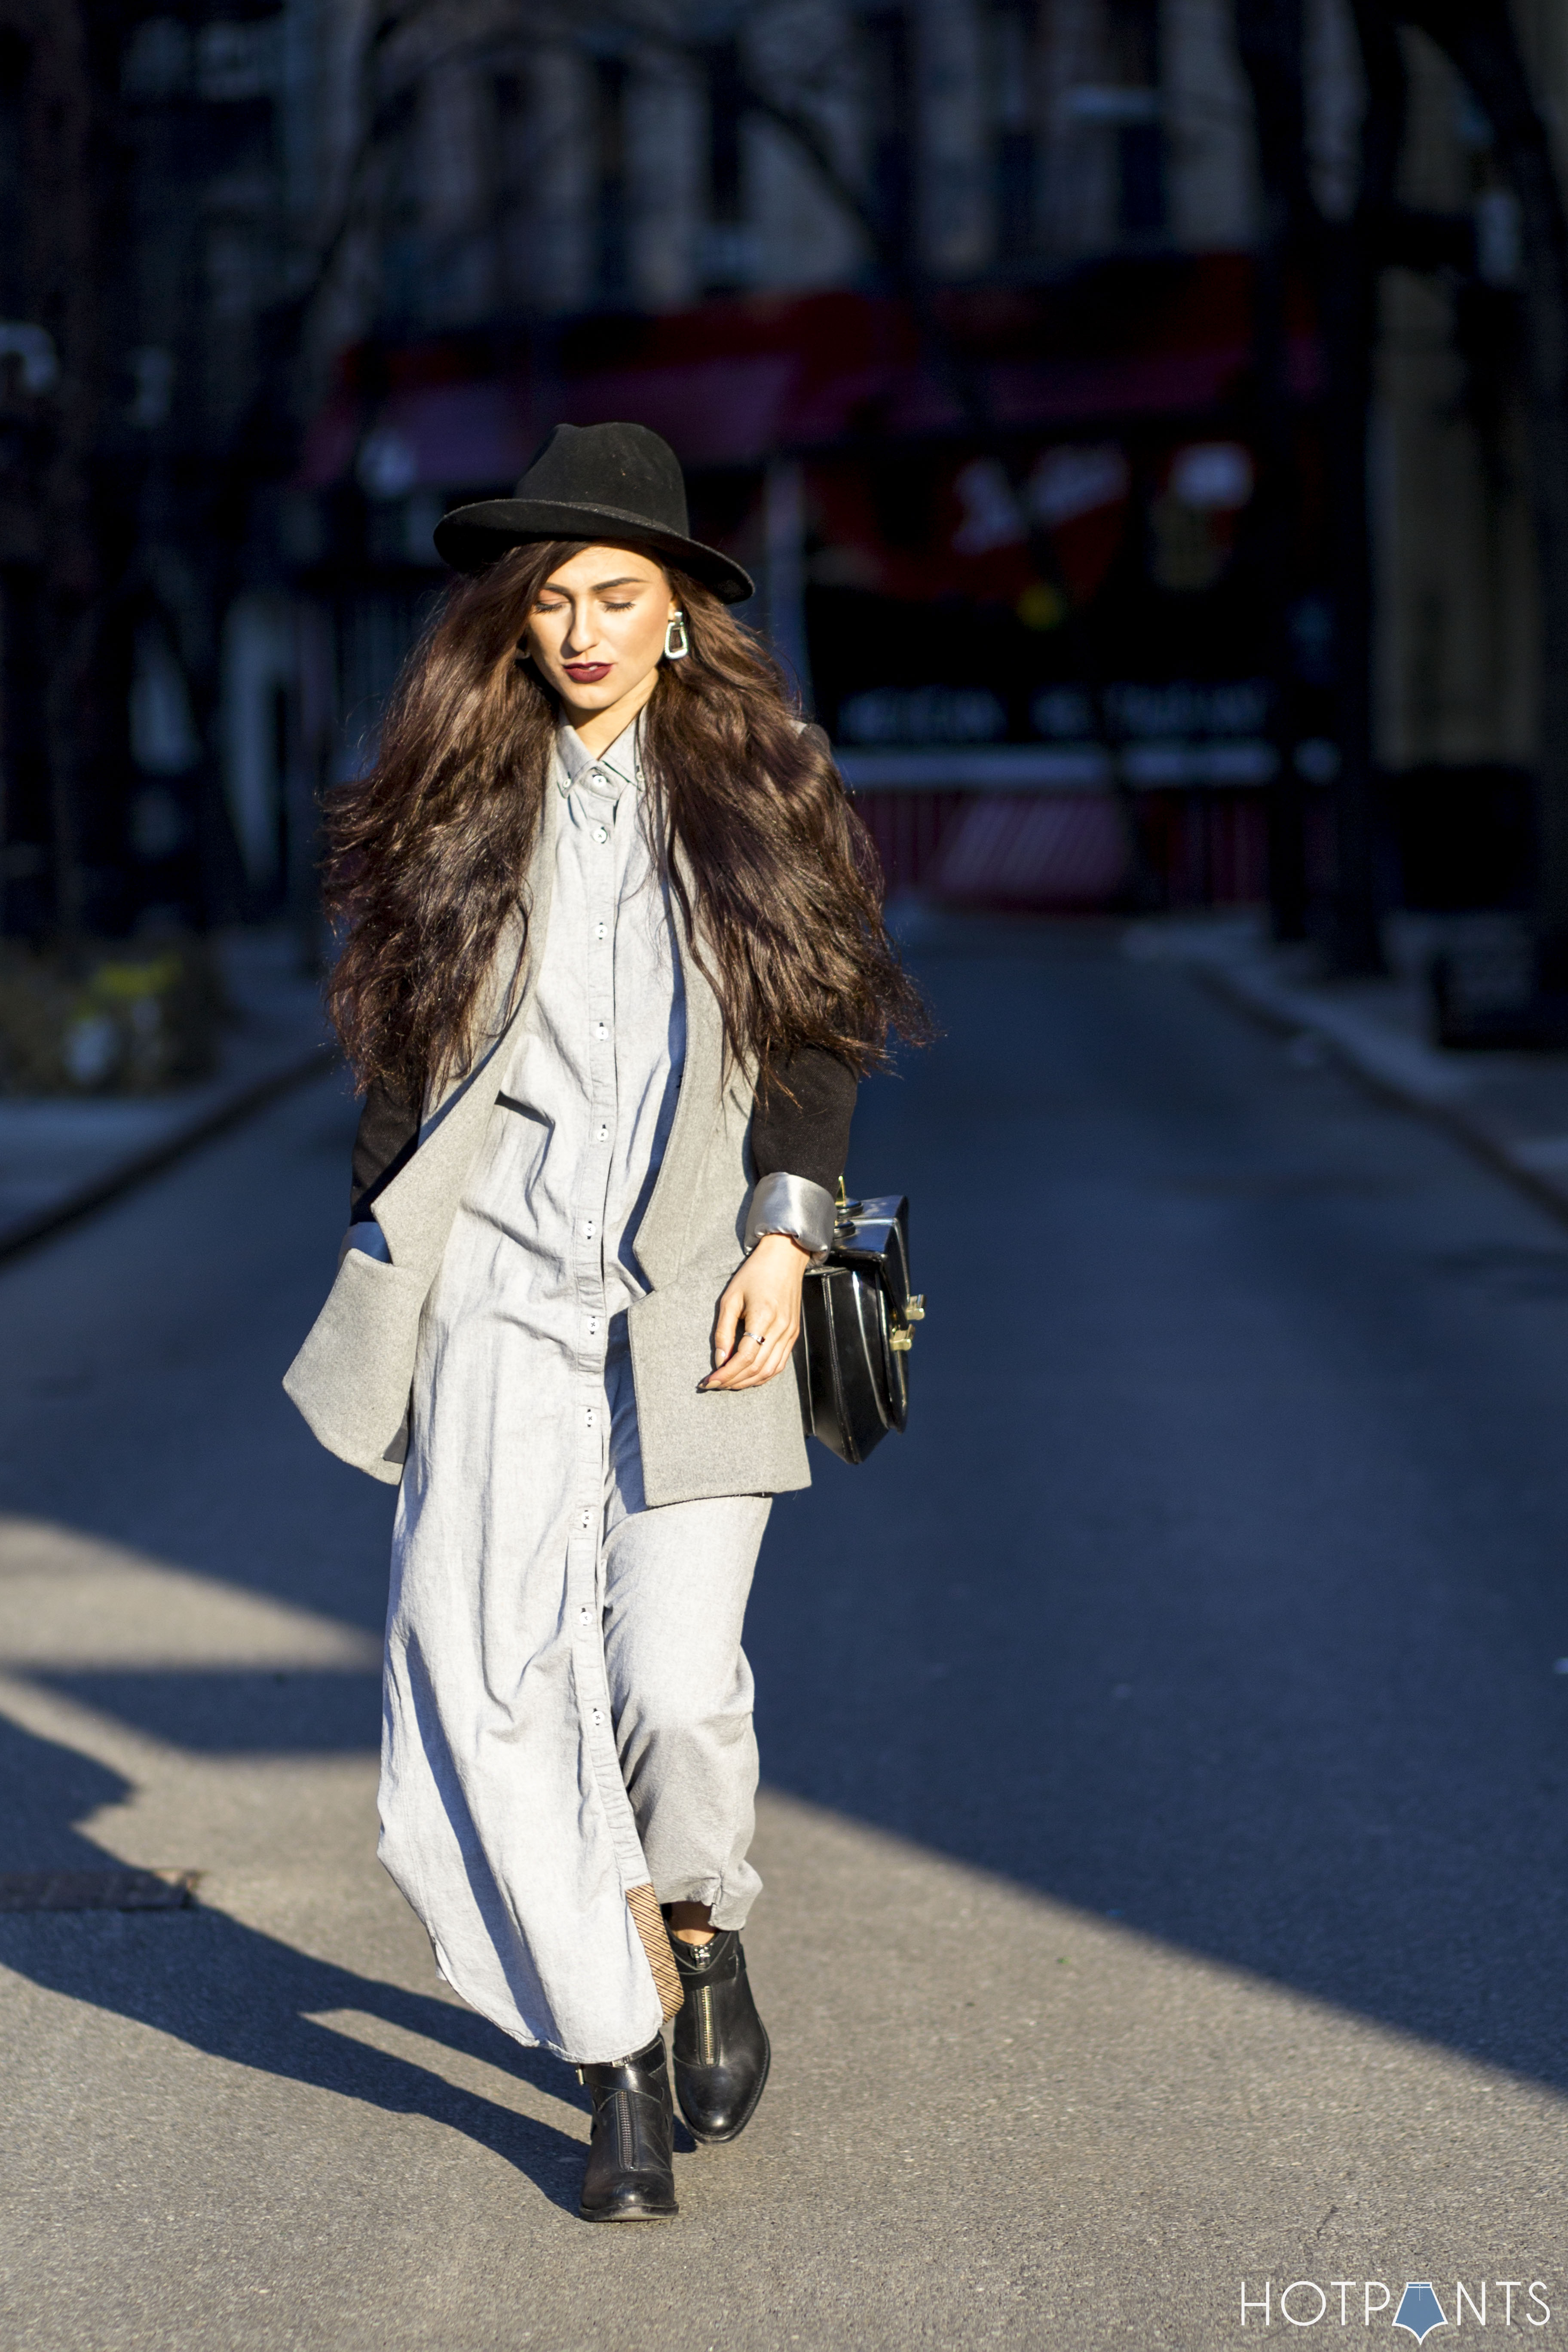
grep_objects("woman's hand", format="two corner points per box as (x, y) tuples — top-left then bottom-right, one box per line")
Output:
(702, 1233), (811, 1391)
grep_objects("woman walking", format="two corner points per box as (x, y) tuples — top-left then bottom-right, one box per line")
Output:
(285, 423), (921, 2221)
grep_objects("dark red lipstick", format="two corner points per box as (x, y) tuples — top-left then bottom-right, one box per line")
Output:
(564, 662), (612, 683)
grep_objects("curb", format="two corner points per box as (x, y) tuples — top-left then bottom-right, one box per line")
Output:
(1188, 952), (1568, 1237)
(0, 1043), (336, 1268)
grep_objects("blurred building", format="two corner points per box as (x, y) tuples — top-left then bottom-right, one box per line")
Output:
(276, 0), (1297, 913)
(1375, 10), (1562, 914)
(1, 1), (1564, 937)
(0, 0), (331, 942)
(0, 1), (107, 942)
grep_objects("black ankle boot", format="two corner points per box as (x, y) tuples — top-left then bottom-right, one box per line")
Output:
(668, 1928), (771, 2145)
(577, 2034), (678, 2222)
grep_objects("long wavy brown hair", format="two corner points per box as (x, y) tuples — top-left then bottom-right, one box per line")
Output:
(325, 539), (927, 1104)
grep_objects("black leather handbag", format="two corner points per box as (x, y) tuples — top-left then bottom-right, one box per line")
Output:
(792, 1188), (925, 1465)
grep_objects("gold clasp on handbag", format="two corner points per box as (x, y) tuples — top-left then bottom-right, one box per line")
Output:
(890, 1293), (925, 1351)
(833, 1173), (858, 1241)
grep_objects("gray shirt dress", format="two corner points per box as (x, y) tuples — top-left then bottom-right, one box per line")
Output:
(378, 723), (771, 2065)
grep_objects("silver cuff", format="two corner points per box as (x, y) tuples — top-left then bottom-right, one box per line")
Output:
(744, 1171), (836, 1259)
(338, 1219), (391, 1269)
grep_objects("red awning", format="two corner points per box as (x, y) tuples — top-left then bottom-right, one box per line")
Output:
(301, 260), (1322, 493)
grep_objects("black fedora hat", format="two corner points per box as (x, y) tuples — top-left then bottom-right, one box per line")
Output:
(433, 420), (754, 603)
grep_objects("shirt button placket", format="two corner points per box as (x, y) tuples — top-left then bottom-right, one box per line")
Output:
(577, 783), (619, 1592)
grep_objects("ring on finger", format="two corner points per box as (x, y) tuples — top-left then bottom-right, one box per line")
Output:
(741, 1328), (767, 1347)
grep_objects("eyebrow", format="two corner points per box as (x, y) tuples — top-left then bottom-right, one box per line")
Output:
(538, 575), (648, 596)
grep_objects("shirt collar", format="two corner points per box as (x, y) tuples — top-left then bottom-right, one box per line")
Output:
(555, 717), (640, 799)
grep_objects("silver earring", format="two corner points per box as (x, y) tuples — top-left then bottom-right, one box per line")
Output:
(664, 612), (690, 660)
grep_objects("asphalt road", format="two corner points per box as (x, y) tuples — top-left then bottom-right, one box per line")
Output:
(0, 922), (1564, 2352)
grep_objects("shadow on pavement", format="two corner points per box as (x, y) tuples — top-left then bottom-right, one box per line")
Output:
(33, 1669), (383, 1753)
(3, 943), (1567, 2136)
(0, 1714), (588, 2214)
(750, 939), (1568, 2096)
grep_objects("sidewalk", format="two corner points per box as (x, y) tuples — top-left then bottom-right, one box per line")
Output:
(0, 930), (334, 1260)
(1128, 908), (1568, 1229)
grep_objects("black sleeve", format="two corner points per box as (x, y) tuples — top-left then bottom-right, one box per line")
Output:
(350, 1078), (421, 1222)
(750, 1047), (858, 1194)
(747, 729), (859, 1193)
